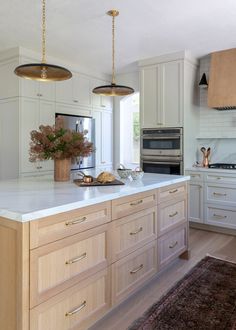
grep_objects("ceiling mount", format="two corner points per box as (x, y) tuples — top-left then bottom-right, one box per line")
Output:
(14, 0), (72, 82)
(92, 9), (134, 97)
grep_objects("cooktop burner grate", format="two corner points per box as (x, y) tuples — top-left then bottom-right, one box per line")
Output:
(208, 163), (236, 169)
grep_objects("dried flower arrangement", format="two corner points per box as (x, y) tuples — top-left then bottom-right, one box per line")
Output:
(29, 116), (94, 162)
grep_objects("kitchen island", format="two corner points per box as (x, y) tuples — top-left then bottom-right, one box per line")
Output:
(0, 173), (189, 330)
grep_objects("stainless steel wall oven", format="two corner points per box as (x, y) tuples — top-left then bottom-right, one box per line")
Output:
(141, 128), (183, 175)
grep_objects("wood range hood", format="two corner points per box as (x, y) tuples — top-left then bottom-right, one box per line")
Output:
(208, 48), (236, 110)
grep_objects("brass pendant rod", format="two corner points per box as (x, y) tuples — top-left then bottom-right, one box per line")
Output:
(42, 0), (46, 63)
(112, 14), (115, 84)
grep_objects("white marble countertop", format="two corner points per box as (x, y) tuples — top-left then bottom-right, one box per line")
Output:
(185, 167), (236, 174)
(0, 173), (189, 222)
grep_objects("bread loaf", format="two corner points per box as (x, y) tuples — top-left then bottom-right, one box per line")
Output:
(97, 171), (115, 183)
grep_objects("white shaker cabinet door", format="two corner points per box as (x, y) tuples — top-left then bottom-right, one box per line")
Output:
(102, 111), (113, 166)
(73, 73), (91, 107)
(161, 61), (183, 127)
(55, 78), (73, 104)
(188, 182), (203, 223)
(20, 98), (40, 173)
(140, 66), (160, 128)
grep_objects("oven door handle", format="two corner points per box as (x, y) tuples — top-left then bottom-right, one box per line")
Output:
(141, 161), (181, 165)
(142, 136), (180, 140)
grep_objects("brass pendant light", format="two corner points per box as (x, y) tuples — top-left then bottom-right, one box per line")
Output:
(92, 10), (134, 96)
(14, 0), (72, 81)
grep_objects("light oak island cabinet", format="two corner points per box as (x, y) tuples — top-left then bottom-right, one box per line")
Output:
(0, 178), (188, 330)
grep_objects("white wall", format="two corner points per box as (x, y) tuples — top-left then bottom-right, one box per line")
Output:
(113, 71), (139, 168)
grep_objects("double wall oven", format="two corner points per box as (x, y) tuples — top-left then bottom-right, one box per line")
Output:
(141, 128), (183, 175)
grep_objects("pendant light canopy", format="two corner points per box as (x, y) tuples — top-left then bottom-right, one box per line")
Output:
(14, 0), (72, 82)
(92, 10), (134, 97)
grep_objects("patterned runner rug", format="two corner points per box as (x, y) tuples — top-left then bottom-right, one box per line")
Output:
(128, 256), (236, 330)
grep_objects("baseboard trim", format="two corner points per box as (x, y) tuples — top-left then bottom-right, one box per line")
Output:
(190, 222), (236, 236)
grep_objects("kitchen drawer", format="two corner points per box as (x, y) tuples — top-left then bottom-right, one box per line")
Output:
(206, 184), (236, 206)
(111, 207), (157, 262)
(30, 267), (110, 330)
(158, 224), (188, 269)
(158, 197), (187, 236)
(30, 201), (111, 249)
(206, 173), (236, 185)
(111, 240), (157, 305)
(159, 183), (187, 204)
(30, 223), (111, 307)
(205, 204), (236, 229)
(112, 189), (157, 220)
(185, 171), (204, 182)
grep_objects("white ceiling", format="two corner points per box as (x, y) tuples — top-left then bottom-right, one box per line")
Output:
(1, 0), (236, 74)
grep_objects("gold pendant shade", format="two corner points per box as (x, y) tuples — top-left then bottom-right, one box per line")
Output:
(92, 10), (134, 97)
(14, 0), (72, 81)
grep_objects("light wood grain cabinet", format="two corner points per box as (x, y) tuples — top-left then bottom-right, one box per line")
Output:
(159, 182), (187, 204)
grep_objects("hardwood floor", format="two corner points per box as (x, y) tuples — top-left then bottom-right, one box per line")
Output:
(90, 228), (236, 330)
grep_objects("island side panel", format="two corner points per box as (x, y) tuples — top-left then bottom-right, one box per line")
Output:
(0, 217), (29, 330)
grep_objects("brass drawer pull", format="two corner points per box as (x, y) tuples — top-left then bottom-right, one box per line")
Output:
(213, 213), (227, 219)
(65, 300), (86, 316)
(130, 227), (143, 235)
(169, 241), (178, 249)
(65, 252), (87, 265)
(213, 192), (227, 196)
(130, 200), (143, 206)
(169, 211), (178, 218)
(65, 216), (87, 226)
(130, 264), (143, 274)
(169, 189), (178, 194)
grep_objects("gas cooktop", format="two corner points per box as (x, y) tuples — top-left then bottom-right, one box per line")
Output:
(208, 163), (236, 169)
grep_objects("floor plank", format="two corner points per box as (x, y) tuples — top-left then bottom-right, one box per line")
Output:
(90, 228), (235, 330)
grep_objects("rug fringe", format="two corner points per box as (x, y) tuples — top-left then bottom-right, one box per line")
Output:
(206, 253), (236, 265)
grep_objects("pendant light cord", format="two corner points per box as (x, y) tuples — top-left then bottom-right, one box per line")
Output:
(112, 14), (115, 84)
(42, 0), (46, 63)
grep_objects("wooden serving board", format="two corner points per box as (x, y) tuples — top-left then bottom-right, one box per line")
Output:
(74, 178), (125, 187)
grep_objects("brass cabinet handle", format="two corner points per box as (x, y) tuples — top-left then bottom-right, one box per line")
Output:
(101, 105), (106, 108)
(169, 211), (178, 218)
(65, 252), (87, 265)
(65, 301), (86, 316)
(130, 200), (143, 206)
(169, 241), (178, 249)
(213, 192), (227, 196)
(130, 227), (143, 235)
(65, 216), (87, 226)
(213, 213), (227, 219)
(73, 100), (79, 103)
(169, 189), (178, 194)
(130, 264), (143, 274)
(36, 166), (42, 169)
(101, 161), (106, 164)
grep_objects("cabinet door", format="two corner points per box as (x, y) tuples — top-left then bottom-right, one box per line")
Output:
(189, 182), (203, 223)
(55, 78), (73, 104)
(20, 98), (40, 173)
(93, 110), (102, 166)
(140, 66), (160, 128)
(91, 79), (102, 107)
(161, 61), (183, 127)
(102, 111), (113, 166)
(101, 95), (113, 111)
(20, 77), (39, 99)
(39, 81), (55, 101)
(38, 101), (55, 172)
(73, 73), (91, 107)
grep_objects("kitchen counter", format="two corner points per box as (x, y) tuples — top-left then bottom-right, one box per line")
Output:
(0, 173), (189, 222)
(185, 166), (236, 174)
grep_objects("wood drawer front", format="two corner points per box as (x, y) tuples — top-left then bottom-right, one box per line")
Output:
(159, 183), (187, 204)
(206, 173), (236, 185)
(30, 201), (111, 249)
(158, 198), (186, 236)
(112, 241), (157, 305)
(111, 207), (157, 262)
(185, 171), (203, 182)
(206, 184), (236, 205)
(30, 224), (111, 307)
(112, 190), (157, 220)
(205, 204), (236, 229)
(158, 225), (187, 269)
(30, 268), (110, 330)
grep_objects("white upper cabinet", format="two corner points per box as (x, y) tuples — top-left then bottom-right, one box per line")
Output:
(55, 72), (91, 107)
(91, 78), (113, 111)
(0, 60), (19, 99)
(140, 59), (183, 128)
(20, 79), (56, 101)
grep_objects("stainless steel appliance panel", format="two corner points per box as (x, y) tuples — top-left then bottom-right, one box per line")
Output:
(55, 113), (95, 170)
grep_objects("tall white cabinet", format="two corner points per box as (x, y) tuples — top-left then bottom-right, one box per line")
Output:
(0, 47), (113, 179)
(139, 51), (200, 169)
